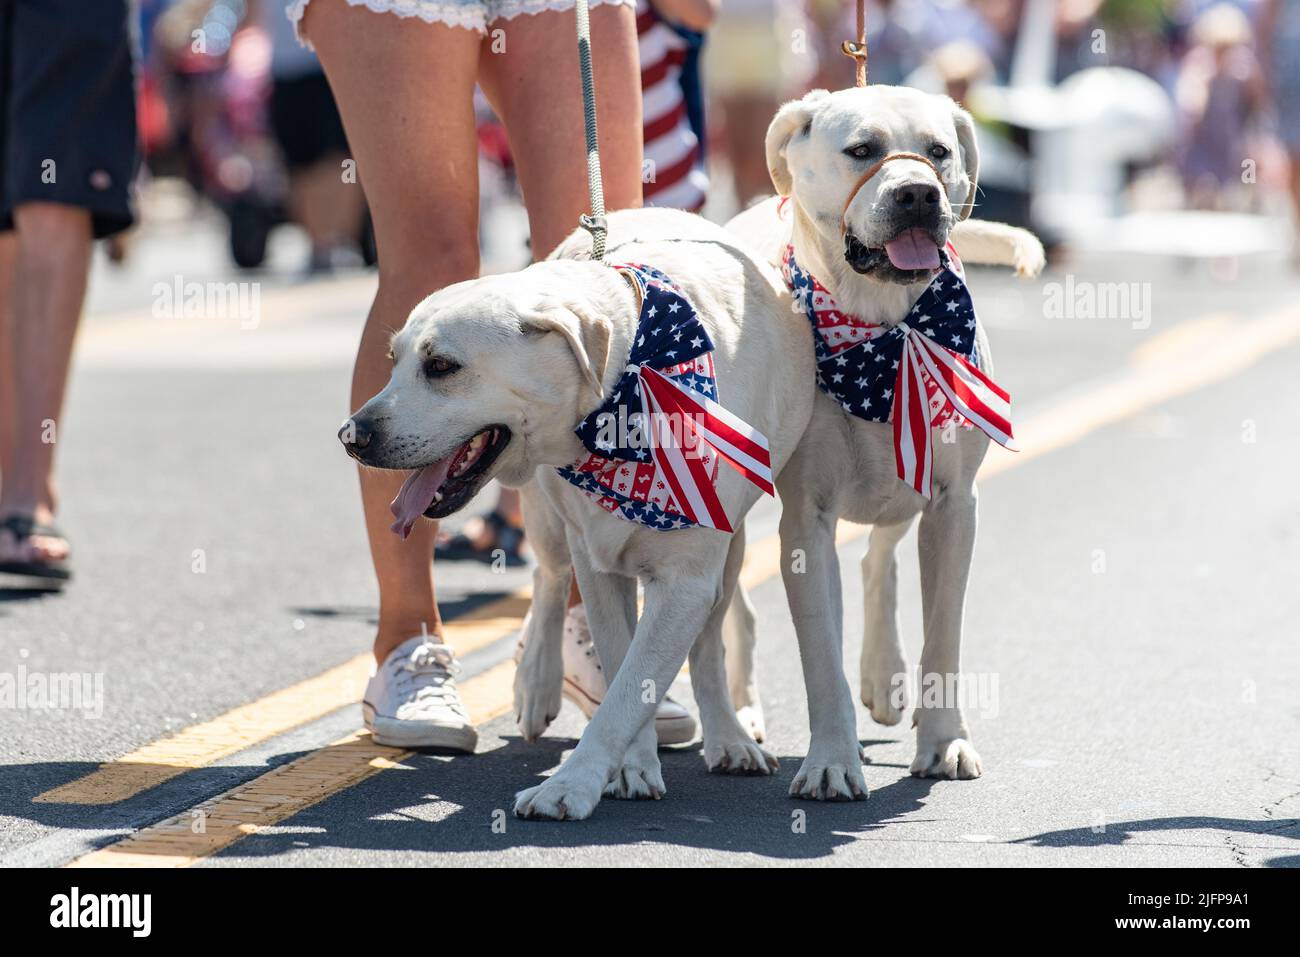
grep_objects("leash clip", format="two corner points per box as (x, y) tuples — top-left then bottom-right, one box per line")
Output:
(580, 212), (608, 259)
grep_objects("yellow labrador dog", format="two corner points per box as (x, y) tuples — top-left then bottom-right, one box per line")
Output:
(720, 85), (1044, 798)
(343, 209), (813, 820)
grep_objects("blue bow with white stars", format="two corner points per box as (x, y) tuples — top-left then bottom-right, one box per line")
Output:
(784, 245), (1016, 497)
(571, 263), (716, 458)
(557, 263), (773, 531)
(786, 247), (980, 423)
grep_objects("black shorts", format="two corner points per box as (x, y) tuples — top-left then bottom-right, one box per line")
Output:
(270, 71), (350, 171)
(0, 0), (140, 238)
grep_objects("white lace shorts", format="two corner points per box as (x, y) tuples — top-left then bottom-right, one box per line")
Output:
(289, 0), (634, 42)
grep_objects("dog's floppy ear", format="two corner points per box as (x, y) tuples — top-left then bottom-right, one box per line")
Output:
(951, 103), (981, 221)
(521, 300), (611, 403)
(765, 90), (829, 197)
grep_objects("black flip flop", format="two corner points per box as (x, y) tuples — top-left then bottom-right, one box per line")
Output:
(0, 514), (72, 583)
(434, 510), (527, 567)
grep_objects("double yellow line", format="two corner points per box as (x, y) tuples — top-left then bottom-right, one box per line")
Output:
(49, 304), (1300, 866)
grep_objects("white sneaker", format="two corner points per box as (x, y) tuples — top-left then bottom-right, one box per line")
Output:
(363, 635), (478, 752)
(561, 603), (698, 746)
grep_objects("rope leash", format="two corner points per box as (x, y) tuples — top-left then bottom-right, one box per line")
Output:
(574, 0), (607, 261)
(841, 0), (869, 87)
(572, 0), (867, 259)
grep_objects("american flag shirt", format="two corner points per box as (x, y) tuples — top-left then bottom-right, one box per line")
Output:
(556, 263), (725, 531)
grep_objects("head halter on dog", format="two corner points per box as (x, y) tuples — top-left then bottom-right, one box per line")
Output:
(840, 151), (944, 236)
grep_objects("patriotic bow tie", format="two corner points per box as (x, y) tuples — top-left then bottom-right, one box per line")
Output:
(782, 244), (1017, 498)
(556, 263), (773, 532)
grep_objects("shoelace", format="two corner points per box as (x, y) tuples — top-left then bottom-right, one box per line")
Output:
(393, 643), (463, 708)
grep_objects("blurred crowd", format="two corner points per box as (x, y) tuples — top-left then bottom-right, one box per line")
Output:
(131, 0), (1300, 272)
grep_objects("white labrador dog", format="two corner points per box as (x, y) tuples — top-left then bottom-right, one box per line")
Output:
(343, 209), (813, 820)
(718, 85), (1044, 798)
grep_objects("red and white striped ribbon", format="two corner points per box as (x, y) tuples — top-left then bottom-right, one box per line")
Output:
(638, 365), (773, 532)
(892, 325), (1018, 498)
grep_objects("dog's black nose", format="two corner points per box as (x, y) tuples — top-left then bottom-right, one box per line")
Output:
(893, 181), (940, 211)
(339, 417), (373, 456)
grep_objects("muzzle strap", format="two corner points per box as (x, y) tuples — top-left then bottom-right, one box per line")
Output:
(840, 151), (943, 235)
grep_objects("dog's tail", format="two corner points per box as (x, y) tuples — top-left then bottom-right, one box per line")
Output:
(950, 219), (1046, 279)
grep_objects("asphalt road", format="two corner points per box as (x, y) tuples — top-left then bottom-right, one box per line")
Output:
(2, 210), (1299, 867)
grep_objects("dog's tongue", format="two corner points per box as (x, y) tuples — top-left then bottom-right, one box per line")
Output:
(883, 228), (942, 271)
(389, 459), (453, 540)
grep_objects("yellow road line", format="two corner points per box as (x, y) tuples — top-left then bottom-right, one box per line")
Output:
(36, 591), (529, 805)
(68, 661), (517, 868)
(979, 304), (1300, 481)
(63, 303), (1300, 864)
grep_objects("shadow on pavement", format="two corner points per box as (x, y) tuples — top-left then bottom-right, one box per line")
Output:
(1014, 817), (1300, 868)
(204, 735), (944, 863)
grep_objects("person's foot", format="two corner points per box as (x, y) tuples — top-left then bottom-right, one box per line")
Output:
(560, 604), (698, 746)
(363, 635), (478, 751)
(0, 509), (72, 582)
(435, 508), (527, 566)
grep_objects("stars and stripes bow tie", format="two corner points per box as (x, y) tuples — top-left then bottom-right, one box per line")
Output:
(556, 263), (773, 532)
(782, 244), (1017, 498)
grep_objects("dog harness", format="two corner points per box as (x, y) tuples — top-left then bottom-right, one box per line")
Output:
(557, 263), (773, 532)
(782, 244), (1017, 498)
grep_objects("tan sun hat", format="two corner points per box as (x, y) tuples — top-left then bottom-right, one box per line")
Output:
(1191, 3), (1254, 48)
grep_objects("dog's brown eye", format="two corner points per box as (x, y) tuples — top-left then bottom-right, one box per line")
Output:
(844, 143), (874, 160)
(423, 356), (460, 379)
(929, 144), (951, 161)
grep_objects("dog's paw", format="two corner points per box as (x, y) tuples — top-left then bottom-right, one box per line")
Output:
(603, 760), (666, 800)
(513, 667), (562, 743)
(703, 734), (779, 775)
(789, 750), (868, 801)
(514, 768), (604, 821)
(910, 737), (983, 779)
(735, 704), (766, 744)
(860, 652), (908, 727)
(1014, 236), (1046, 279)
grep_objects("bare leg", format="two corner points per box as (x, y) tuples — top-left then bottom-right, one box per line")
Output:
(0, 203), (93, 565)
(477, 3), (643, 259)
(290, 152), (366, 259)
(303, 0), (482, 662)
(478, 4), (642, 613)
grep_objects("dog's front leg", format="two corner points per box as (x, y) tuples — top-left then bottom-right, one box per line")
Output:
(691, 526), (778, 775)
(513, 485), (574, 741)
(513, 567), (723, 821)
(779, 503), (867, 801)
(911, 482), (983, 779)
(576, 557), (667, 802)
